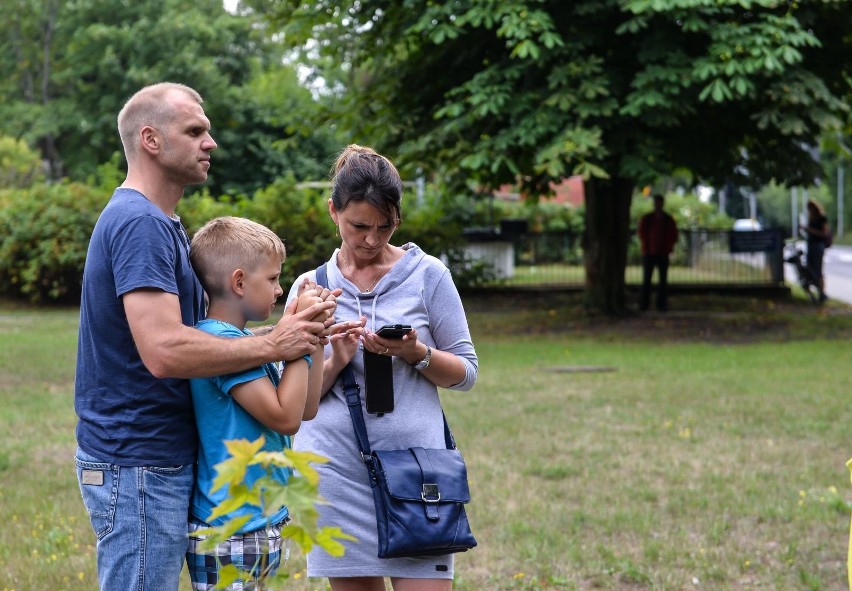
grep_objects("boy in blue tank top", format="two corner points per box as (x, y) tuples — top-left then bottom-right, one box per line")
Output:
(185, 216), (339, 590)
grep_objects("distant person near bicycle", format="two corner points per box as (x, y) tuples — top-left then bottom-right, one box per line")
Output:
(638, 194), (679, 312)
(802, 199), (831, 302)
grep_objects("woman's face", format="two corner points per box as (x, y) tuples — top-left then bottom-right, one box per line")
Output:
(330, 199), (399, 262)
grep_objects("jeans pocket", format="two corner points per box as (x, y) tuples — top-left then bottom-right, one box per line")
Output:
(75, 453), (118, 540)
(141, 463), (194, 550)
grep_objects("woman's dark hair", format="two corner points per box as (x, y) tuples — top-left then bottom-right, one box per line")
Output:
(330, 144), (403, 223)
(807, 199), (825, 217)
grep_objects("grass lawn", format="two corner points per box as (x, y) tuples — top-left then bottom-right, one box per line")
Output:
(495, 261), (773, 286)
(1, 292), (851, 590)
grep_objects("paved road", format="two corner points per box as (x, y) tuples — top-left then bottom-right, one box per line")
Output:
(786, 243), (852, 304)
(824, 245), (852, 304)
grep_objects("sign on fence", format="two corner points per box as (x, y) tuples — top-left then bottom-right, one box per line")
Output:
(729, 229), (781, 253)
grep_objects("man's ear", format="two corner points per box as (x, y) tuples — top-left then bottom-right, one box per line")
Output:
(140, 126), (161, 155)
(230, 269), (246, 296)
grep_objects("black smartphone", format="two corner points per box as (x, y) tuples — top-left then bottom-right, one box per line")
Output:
(376, 324), (412, 339)
(364, 350), (394, 414)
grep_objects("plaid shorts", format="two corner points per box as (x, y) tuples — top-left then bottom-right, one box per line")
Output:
(186, 516), (290, 591)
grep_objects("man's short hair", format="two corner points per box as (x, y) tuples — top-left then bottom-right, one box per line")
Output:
(190, 216), (286, 298)
(117, 82), (203, 163)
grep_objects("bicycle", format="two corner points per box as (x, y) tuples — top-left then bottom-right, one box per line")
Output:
(783, 241), (825, 304)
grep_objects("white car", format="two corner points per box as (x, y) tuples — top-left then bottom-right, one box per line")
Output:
(733, 218), (762, 231)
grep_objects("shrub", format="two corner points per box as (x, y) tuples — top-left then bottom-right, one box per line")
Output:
(180, 180), (490, 289)
(0, 135), (45, 189)
(0, 182), (107, 304)
(0, 174), (500, 303)
(179, 178), (340, 288)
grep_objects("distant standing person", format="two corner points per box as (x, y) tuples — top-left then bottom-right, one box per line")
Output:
(74, 82), (335, 591)
(803, 198), (830, 302)
(638, 194), (679, 312)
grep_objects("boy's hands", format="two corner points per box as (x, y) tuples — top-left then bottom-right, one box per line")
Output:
(295, 287), (324, 318)
(295, 278), (340, 324)
(267, 278), (353, 362)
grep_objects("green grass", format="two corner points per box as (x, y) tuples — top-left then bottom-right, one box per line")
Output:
(500, 262), (772, 287)
(2, 294), (852, 590)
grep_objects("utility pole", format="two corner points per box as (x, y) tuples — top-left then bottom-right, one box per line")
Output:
(839, 164), (845, 238)
(791, 187), (798, 238)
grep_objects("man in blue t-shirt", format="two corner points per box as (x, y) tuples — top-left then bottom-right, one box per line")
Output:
(74, 82), (338, 591)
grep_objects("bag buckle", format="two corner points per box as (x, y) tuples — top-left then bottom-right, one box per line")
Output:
(421, 483), (441, 503)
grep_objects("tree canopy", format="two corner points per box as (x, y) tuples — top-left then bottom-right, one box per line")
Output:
(0, 0), (340, 195)
(268, 0), (851, 313)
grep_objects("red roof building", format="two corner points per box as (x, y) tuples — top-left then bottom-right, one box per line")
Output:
(494, 175), (585, 207)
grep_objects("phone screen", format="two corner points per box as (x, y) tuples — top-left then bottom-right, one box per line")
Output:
(364, 350), (394, 414)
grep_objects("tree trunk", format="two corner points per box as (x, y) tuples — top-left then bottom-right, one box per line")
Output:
(583, 177), (634, 315)
(40, 0), (62, 180)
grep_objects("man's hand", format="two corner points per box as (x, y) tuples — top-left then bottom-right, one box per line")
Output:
(268, 297), (336, 361)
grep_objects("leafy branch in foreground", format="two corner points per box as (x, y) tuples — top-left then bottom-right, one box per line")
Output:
(192, 436), (356, 590)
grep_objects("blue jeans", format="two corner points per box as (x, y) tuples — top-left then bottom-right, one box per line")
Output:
(75, 447), (194, 591)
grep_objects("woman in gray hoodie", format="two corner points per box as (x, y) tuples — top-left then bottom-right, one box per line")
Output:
(287, 144), (479, 591)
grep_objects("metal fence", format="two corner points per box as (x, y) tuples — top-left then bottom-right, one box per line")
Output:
(462, 228), (785, 287)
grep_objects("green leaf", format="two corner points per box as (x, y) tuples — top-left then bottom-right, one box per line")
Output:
(315, 526), (358, 556)
(282, 449), (329, 486)
(282, 522), (314, 553)
(211, 437), (266, 494)
(194, 515), (253, 553)
(573, 161), (610, 180)
(208, 483), (260, 522)
(213, 564), (246, 590)
(511, 39), (540, 60)
(460, 153), (489, 170)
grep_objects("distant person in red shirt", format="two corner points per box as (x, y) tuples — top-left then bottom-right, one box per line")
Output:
(638, 194), (679, 312)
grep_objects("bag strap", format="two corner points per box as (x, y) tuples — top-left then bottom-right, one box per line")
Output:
(340, 360), (374, 459)
(316, 263), (374, 460)
(314, 262), (457, 457)
(411, 447), (441, 520)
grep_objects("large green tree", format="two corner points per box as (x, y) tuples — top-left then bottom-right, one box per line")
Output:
(0, 0), (338, 195)
(268, 0), (850, 314)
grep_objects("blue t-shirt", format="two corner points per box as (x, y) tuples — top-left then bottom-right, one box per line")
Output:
(190, 319), (291, 533)
(75, 188), (204, 466)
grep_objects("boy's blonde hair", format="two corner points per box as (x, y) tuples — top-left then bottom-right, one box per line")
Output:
(190, 216), (286, 298)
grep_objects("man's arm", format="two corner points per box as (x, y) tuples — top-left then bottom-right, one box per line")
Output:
(124, 289), (334, 379)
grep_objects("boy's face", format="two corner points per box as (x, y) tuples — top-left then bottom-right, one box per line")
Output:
(240, 253), (285, 322)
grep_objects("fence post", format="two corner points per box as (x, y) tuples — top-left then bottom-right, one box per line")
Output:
(770, 229), (784, 283)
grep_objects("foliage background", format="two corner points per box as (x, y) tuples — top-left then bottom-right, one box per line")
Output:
(0, 0), (849, 305)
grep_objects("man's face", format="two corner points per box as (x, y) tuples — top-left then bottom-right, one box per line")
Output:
(158, 93), (217, 186)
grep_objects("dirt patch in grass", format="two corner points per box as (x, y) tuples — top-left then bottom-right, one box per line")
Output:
(463, 290), (852, 344)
